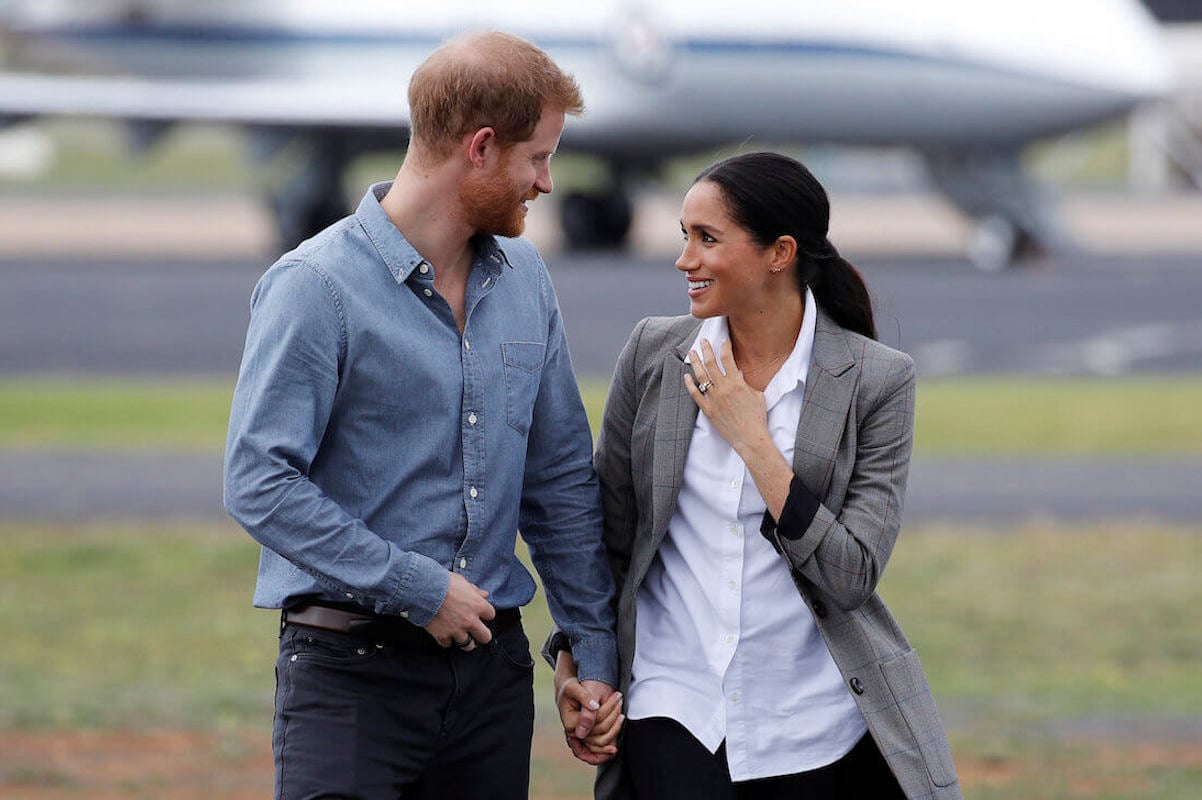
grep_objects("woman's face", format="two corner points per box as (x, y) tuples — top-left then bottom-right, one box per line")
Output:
(676, 180), (775, 320)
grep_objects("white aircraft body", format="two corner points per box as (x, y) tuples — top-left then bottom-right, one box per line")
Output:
(0, 0), (1172, 267)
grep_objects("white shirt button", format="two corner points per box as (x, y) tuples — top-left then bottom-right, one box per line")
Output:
(423, 288), (433, 297)
(725, 634), (735, 645)
(728, 581), (737, 591)
(730, 479), (739, 489)
(345, 592), (354, 599)
(730, 691), (741, 702)
(459, 558), (467, 569)
(400, 611), (409, 619)
(468, 412), (477, 425)
(418, 262), (429, 274)
(469, 486), (478, 499)
(464, 339), (471, 350)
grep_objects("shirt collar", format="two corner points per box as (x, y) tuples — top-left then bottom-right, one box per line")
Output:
(686, 286), (817, 410)
(356, 181), (510, 285)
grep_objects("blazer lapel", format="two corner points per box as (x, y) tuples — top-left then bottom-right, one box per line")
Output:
(793, 307), (858, 499)
(649, 341), (700, 544)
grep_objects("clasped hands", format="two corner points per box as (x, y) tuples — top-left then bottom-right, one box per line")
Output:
(555, 650), (623, 764)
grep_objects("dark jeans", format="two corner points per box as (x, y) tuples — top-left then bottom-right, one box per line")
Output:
(623, 716), (906, 800)
(272, 620), (535, 799)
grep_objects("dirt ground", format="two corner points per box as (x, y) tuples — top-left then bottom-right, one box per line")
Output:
(0, 727), (590, 800)
(4, 727), (1202, 799)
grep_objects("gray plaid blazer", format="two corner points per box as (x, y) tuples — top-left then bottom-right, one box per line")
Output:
(590, 306), (961, 800)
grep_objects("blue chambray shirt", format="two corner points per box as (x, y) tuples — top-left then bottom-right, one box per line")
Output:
(224, 182), (617, 684)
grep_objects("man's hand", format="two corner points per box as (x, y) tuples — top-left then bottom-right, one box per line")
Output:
(555, 651), (623, 764)
(424, 572), (495, 651)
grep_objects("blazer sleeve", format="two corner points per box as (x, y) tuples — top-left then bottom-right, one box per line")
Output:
(593, 317), (648, 599)
(766, 350), (916, 612)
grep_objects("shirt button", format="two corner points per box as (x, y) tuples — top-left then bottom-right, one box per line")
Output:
(729, 523), (740, 536)
(730, 479), (739, 489)
(469, 486), (478, 499)
(728, 581), (737, 591)
(730, 691), (741, 702)
(464, 339), (471, 350)
(400, 611), (409, 619)
(468, 412), (477, 425)
(423, 288), (433, 298)
(418, 262), (429, 274)
(459, 558), (468, 569)
(725, 634), (735, 645)
(345, 592), (354, 599)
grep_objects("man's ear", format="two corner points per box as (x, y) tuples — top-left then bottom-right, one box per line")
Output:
(465, 127), (498, 169)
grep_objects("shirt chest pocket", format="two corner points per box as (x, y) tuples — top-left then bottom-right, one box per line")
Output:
(501, 342), (545, 436)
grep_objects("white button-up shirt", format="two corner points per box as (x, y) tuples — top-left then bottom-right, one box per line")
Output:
(627, 289), (866, 780)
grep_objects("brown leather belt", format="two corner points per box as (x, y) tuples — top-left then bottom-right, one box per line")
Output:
(283, 603), (521, 647)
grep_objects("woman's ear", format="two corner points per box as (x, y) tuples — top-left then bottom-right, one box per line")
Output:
(771, 235), (798, 273)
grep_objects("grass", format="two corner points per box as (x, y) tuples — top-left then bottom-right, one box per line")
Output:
(0, 378), (236, 452)
(3, 375), (1202, 456)
(0, 520), (1199, 798)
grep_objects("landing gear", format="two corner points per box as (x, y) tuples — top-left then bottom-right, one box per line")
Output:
(560, 188), (633, 250)
(270, 189), (349, 252)
(923, 148), (1064, 270)
(266, 136), (351, 252)
(966, 215), (1038, 272)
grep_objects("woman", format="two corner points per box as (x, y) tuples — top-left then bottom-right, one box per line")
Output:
(550, 152), (960, 799)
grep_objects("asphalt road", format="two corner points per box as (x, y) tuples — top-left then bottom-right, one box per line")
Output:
(2, 251), (1202, 379)
(2, 449), (1199, 523)
(1, 249), (1200, 523)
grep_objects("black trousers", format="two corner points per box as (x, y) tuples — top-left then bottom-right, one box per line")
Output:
(623, 716), (907, 800)
(272, 620), (535, 799)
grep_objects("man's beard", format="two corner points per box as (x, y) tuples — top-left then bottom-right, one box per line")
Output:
(460, 161), (529, 238)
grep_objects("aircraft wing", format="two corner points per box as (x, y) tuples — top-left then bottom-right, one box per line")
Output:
(0, 72), (410, 128)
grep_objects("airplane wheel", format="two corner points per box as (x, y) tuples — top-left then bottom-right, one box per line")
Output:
(966, 215), (1019, 272)
(561, 190), (632, 250)
(272, 192), (349, 251)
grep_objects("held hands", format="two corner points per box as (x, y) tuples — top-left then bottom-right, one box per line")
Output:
(684, 339), (770, 457)
(424, 571), (495, 651)
(555, 650), (623, 765)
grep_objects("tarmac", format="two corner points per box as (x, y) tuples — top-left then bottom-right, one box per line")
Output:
(1, 188), (1200, 525)
(1, 188), (1201, 261)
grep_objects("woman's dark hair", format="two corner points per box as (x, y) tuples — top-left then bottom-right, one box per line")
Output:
(696, 152), (876, 340)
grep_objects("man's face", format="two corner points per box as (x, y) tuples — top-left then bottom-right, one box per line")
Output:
(461, 106), (565, 237)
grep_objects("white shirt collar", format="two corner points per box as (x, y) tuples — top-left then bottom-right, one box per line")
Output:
(687, 287), (817, 410)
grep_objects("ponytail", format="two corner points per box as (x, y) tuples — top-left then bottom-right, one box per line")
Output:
(696, 152), (877, 341)
(798, 238), (876, 340)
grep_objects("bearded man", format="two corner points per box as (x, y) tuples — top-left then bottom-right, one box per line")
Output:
(224, 31), (618, 799)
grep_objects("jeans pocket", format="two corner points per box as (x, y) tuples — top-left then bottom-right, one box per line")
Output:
(491, 627), (535, 671)
(501, 342), (545, 436)
(288, 626), (381, 666)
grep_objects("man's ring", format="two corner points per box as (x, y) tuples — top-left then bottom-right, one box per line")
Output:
(697, 381), (712, 395)
(452, 636), (473, 649)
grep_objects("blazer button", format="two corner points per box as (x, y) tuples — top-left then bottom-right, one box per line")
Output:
(812, 600), (828, 619)
(849, 677), (865, 695)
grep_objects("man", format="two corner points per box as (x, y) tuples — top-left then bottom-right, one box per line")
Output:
(224, 31), (617, 799)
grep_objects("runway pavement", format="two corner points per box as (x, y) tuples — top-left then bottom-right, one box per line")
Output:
(2, 449), (1200, 523)
(2, 190), (1200, 523)
(3, 250), (1202, 379)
